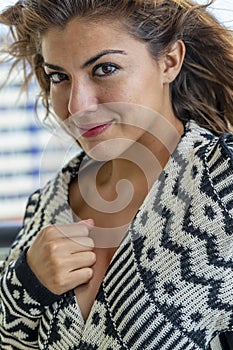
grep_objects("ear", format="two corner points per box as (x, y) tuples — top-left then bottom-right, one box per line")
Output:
(160, 40), (186, 84)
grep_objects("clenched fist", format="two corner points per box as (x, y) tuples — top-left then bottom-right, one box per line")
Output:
(27, 220), (96, 295)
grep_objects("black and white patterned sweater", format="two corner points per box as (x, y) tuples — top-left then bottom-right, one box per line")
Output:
(0, 121), (233, 350)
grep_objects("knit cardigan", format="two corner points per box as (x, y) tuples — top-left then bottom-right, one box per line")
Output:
(0, 121), (233, 350)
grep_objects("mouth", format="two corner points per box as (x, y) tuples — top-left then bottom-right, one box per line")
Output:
(78, 121), (113, 138)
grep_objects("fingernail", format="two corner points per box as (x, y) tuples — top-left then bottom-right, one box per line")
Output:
(84, 219), (94, 227)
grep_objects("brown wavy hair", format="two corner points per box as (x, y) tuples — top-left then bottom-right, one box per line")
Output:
(0, 0), (233, 135)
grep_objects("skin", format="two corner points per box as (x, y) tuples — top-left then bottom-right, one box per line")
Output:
(27, 18), (186, 320)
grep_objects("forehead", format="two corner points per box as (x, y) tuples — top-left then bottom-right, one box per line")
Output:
(41, 18), (152, 66)
(41, 18), (129, 51)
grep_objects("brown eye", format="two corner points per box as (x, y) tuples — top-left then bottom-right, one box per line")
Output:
(93, 63), (119, 77)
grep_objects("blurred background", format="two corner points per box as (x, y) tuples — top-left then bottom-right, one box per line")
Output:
(0, 0), (79, 258)
(0, 0), (233, 259)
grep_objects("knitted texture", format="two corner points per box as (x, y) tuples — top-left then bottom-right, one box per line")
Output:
(0, 121), (233, 349)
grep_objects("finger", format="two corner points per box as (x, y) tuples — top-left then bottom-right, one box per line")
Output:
(82, 219), (95, 227)
(68, 251), (96, 271)
(57, 219), (95, 238)
(44, 220), (94, 240)
(69, 237), (95, 251)
(68, 267), (94, 290)
(50, 236), (95, 253)
(48, 267), (94, 295)
(55, 222), (90, 238)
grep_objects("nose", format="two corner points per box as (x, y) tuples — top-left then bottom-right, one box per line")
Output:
(68, 80), (98, 116)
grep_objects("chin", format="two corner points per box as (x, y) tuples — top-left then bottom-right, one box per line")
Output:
(83, 138), (134, 162)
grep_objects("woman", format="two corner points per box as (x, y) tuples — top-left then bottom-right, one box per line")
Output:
(0, 0), (233, 349)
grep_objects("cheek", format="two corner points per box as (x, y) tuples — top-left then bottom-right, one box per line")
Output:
(50, 88), (69, 121)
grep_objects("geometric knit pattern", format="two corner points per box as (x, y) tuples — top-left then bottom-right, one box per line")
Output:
(0, 121), (233, 349)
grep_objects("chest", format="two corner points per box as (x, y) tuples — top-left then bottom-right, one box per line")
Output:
(74, 247), (116, 321)
(69, 168), (150, 320)
(71, 192), (139, 320)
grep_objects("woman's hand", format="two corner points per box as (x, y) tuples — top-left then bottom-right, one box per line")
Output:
(26, 220), (96, 295)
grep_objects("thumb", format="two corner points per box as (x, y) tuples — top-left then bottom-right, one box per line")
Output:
(82, 218), (95, 228)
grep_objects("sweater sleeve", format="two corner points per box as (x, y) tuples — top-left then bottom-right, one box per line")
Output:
(206, 134), (233, 349)
(206, 133), (233, 218)
(0, 190), (62, 350)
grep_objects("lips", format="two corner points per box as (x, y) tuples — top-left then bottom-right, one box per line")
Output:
(79, 122), (113, 138)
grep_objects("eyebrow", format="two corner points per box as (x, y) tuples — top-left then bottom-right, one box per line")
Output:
(81, 49), (127, 68)
(42, 63), (64, 71)
(43, 49), (127, 71)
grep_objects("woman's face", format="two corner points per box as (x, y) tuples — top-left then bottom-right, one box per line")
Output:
(41, 18), (183, 160)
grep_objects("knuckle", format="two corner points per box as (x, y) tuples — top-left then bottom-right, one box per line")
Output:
(39, 225), (59, 243)
(43, 244), (62, 271)
(44, 241), (58, 257)
(42, 225), (55, 236)
(52, 257), (62, 270)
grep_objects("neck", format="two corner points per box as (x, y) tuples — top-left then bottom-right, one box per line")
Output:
(98, 118), (184, 189)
